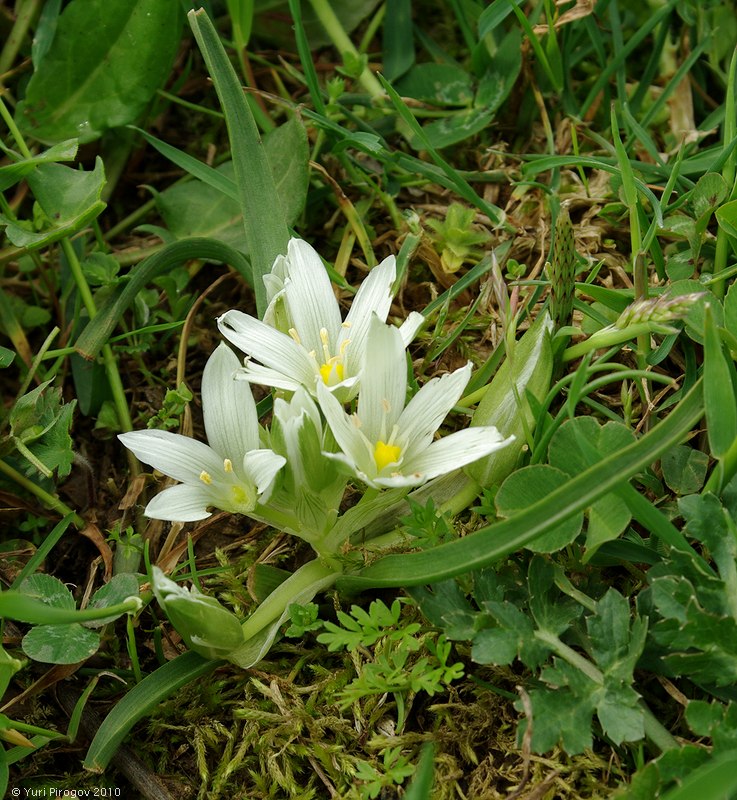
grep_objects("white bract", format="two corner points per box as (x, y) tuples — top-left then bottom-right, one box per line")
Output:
(217, 237), (423, 399)
(119, 343), (285, 522)
(317, 316), (515, 489)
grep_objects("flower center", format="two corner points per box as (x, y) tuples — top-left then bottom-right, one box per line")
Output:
(317, 327), (350, 386)
(374, 440), (402, 471)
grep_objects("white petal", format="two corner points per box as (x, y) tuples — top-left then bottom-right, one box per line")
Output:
(144, 484), (214, 521)
(398, 364), (473, 459)
(398, 311), (425, 346)
(357, 316), (406, 442)
(202, 343), (259, 462)
(236, 362), (311, 394)
(217, 310), (315, 387)
(243, 449), (286, 500)
(403, 427), (514, 481)
(341, 255), (396, 375)
(118, 430), (223, 484)
(283, 239), (342, 355)
(317, 382), (374, 472)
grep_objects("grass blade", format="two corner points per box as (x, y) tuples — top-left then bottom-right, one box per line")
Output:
(188, 8), (290, 316)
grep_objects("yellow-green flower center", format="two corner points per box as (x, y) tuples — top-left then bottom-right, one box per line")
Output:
(374, 440), (401, 471)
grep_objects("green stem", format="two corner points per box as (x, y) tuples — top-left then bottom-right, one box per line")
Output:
(0, 95), (32, 159)
(307, 0), (384, 99)
(0, 458), (86, 527)
(60, 240), (136, 445)
(240, 558), (338, 642)
(0, 0), (41, 76)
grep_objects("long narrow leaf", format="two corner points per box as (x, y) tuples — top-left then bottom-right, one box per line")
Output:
(188, 9), (290, 316)
(338, 378), (704, 590)
(74, 238), (251, 360)
(83, 652), (219, 772)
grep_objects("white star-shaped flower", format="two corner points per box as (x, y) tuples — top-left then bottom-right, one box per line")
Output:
(119, 344), (285, 521)
(316, 316), (515, 489)
(217, 238), (423, 400)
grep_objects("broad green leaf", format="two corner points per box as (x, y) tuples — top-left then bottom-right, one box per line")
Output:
(19, 574), (75, 611)
(0, 140), (77, 192)
(156, 164), (247, 250)
(467, 312), (553, 487)
(661, 444), (709, 494)
(716, 197), (737, 239)
(0, 160), (106, 250)
(525, 661), (595, 753)
(692, 172), (728, 219)
(382, 0), (414, 81)
(84, 574), (141, 629)
(548, 417), (634, 557)
(703, 304), (737, 459)
(495, 465), (583, 553)
(418, 108), (495, 150)
(22, 623), (99, 664)
(0, 346), (15, 368)
(16, 0), (182, 143)
(395, 64), (475, 106)
(264, 115), (310, 225)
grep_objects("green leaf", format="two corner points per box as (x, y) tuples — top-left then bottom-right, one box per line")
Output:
(395, 63), (474, 106)
(188, 8), (290, 317)
(716, 197), (737, 240)
(0, 346), (16, 368)
(84, 574), (141, 629)
(16, 0), (182, 143)
(703, 304), (737, 459)
(19, 574), (75, 611)
(155, 163), (247, 250)
(0, 159), (106, 250)
(661, 444), (709, 495)
(0, 140), (78, 192)
(495, 465), (583, 552)
(678, 493), (737, 581)
(339, 378), (705, 590)
(468, 312), (553, 487)
(8, 381), (76, 478)
(22, 623), (99, 664)
(525, 661), (595, 753)
(692, 172), (728, 219)
(84, 652), (218, 772)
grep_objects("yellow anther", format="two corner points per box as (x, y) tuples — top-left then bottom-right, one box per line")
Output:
(320, 360), (345, 385)
(199, 470), (213, 485)
(374, 440), (402, 471)
(288, 328), (302, 345)
(223, 459), (233, 473)
(341, 321), (352, 328)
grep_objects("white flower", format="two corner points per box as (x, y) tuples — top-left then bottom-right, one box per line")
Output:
(317, 316), (515, 489)
(217, 237), (423, 400)
(118, 344), (285, 522)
